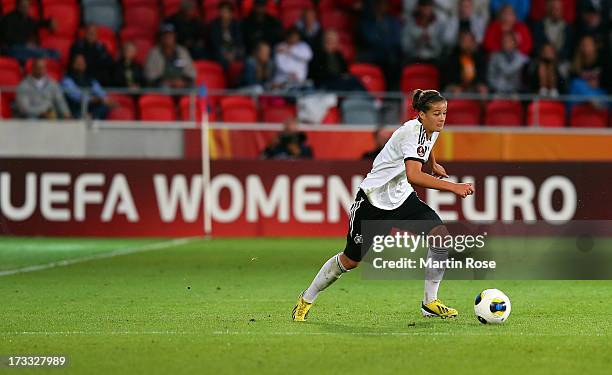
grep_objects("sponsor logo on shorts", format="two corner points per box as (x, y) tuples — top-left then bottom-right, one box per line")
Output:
(354, 234), (363, 244)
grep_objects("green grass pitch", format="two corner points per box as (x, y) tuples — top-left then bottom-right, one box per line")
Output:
(0, 236), (611, 374)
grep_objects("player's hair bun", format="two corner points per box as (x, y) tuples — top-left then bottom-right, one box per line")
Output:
(412, 89), (424, 111)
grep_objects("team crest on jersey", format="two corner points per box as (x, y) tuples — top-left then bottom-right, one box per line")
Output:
(417, 145), (426, 157)
(354, 234), (363, 244)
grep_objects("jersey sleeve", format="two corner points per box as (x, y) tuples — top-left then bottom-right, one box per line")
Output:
(401, 126), (425, 164)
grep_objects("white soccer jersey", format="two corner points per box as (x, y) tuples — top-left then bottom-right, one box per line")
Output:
(359, 118), (439, 210)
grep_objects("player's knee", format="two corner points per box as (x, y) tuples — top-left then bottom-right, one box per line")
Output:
(428, 224), (449, 237)
(339, 253), (360, 270)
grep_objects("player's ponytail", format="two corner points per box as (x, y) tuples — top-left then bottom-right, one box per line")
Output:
(412, 89), (446, 113)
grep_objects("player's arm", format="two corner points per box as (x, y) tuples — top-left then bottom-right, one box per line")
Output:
(405, 160), (473, 198)
(425, 149), (448, 178)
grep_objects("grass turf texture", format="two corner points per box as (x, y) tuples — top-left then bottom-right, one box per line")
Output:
(0, 237), (611, 374)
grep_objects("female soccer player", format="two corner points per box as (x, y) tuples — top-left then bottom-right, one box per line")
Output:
(292, 89), (474, 321)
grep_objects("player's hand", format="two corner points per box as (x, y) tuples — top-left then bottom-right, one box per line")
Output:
(432, 162), (448, 178)
(453, 183), (474, 198)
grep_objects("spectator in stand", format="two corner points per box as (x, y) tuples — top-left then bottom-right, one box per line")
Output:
(569, 35), (609, 105)
(484, 4), (533, 55)
(16, 58), (71, 119)
(70, 24), (114, 85)
(296, 8), (322, 52)
(575, 3), (609, 48)
(443, 0), (488, 46)
(145, 23), (196, 88)
(309, 30), (365, 91)
(359, 0), (401, 90)
(165, 0), (207, 59)
(62, 53), (113, 119)
(401, 0), (447, 64)
(261, 118), (313, 159)
(531, 0), (574, 63)
(487, 32), (529, 94)
(443, 30), (488, 94)
(490, 0), (530, 21)
(243, 0), (284, 54)
(362, 127), (390, 160)
(403, 0), (490, 23)
(272, 27), (313, 88)
(111, 41), (144, 89)
(0, 0), (58, 62)
(209, 1), (244, 69)
(526, 42), (564, 97)
(242, 41), (275, 89)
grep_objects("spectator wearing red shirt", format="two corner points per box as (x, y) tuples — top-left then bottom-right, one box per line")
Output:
(483, 5), (533, 55)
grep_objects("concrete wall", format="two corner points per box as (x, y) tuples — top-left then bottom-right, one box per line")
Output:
(0, 120), (184, 159)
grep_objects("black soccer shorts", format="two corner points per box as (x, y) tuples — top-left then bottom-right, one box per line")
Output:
(343, 189), (443, 262)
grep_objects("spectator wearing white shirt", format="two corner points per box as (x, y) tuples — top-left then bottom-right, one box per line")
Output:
(16, 58), (71, 119)
(443, 0), (488, 47)
(403, 0), (490, 24)
(273, 27), (313, 88)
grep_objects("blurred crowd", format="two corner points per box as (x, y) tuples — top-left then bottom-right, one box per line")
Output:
(1, 0), (612, 120)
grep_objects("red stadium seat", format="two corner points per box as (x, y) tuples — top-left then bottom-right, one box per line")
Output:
(320, 10), (353, 32)
(180, 96), (200, 121)
(226, 60), (244, 88)
(529, 0), (575, 23)
(120, 28), (155, 65)
(93, 26), (118, 58)
(527, 100), (565, 127)
(280, 6), (305, 28)
(181, 96), (217, 122)
(120, 26), (154, 41)
(400, 64), (439, 94)
(261, 102), (297, 123)
(39, 34), (73, 67)
(240, 0), (279, 17)
(1, 93), (12, 118)
(162, 0), (183, 17)
(2, 0), (39, 18)
(0, 57), (21, 118)
(25, 58), (63, 81)
(41, 2), (79, 37)
(108, 94), (136, 121)
(445, 99), (481, 126)
(202, 0), (241, 22)
(321, 106), (340, 124)
(318, 0), (337, 12)
(220, 96), (257, 122)
(123, 5), (160, 37)
(570, 104), (608, 128)
(0, 57), (22, 86)
(349, 63), (385, 93)
(138, 95), (177, 121)
(484, 100), (523, 126)
(194, 60), (226, 90)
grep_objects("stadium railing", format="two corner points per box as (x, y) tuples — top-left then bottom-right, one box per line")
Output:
(2, 85), (612, 129)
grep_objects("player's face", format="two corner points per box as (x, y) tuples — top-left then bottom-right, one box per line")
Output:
(421, 101), (447, 132)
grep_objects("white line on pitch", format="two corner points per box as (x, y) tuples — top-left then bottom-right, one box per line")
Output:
(0, 331), (607, 337)
(0, 237), (197, 277)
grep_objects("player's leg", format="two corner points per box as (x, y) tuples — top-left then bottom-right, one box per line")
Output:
(293, 191), (377, 321)
(396, 194), (458, 318)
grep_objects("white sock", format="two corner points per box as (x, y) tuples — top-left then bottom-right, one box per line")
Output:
(423, 247), (447, 304)
(302, 253), (347, 303)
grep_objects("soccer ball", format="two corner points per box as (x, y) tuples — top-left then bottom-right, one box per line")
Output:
(474, 289), (511, 324)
